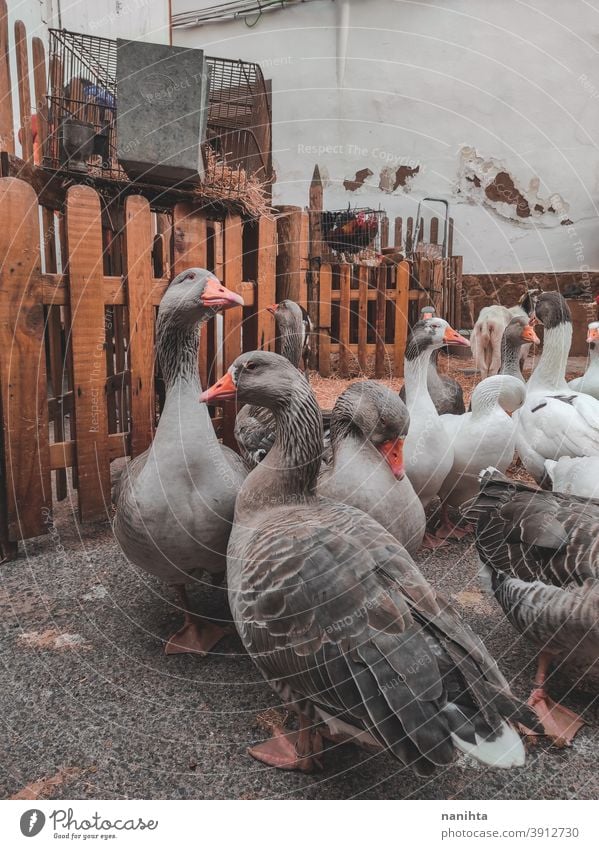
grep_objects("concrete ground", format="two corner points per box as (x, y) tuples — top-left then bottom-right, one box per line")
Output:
(2, 492), (598, 801)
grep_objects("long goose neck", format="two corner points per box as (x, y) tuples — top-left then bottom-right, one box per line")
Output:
(238, 379), (323, 513)
(426, 349), (444, 392)
(279, 325), (303, 369)
(471, 387), (500, 419)
(404, 346), (435, 407)
(329, 402), (365, 460)
(528, 323), (571, 390)
(500, 335), (523, 381)
(156, 312), (202, 392)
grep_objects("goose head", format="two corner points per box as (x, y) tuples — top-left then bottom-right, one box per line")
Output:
(200, 351), (301, 409)
(331, 381), (409, 479)
(267, 299), (304, 329)
(527, 291), (571, 329)
(471, 374), (526, 417)
(587, 321), (599, 345)
(406, 318), (469, 360)
(158, 268), (244, 327)
(504, 315), (540, 347)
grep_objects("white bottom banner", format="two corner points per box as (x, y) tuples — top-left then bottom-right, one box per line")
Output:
(0, 800), (596, 848)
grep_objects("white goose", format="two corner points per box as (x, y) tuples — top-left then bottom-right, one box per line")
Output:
(516, 292), (599, 483)
(402, 319), (470, 546)
(437, 375), (525, 539)
(568, 321), (599, 400)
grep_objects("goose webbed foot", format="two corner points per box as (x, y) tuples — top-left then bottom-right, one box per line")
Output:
(421, 532), (449, 550)
(521, 688), (585, 748)
(165, 617), (230, 657)
(435, 506), (474, 540)
(248, 717), (324, 772)
(518, 653), (585, 746)
(165, 584), (230, 657)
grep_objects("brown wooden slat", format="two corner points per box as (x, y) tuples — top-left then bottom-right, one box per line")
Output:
(14, 20), (33, 164)
(275, 205), (303, 302)
(172, 203), (208, 384)
(405, 217), (413, 254)
(0, 1), (14, 154)
(318, 264), (332, 377)
(454, 255), (463, 328)
(338, 264), (351, 378)
(223, 214), (243, 366)
(380, 215), (389, 250)
(254, 215), (277, 352)
(0, 177), (51, 539)
(394, 262), (410, 377)
(448, 217), (454, 257)
(124, 195), (155, 458)
(31, 37), (47, 164)
(66, 185), (111, 521)
(357, 265), (368, 371)
(375, 265), (387, 379)
(50, 432), (129, 469)
(394, 216), (402, 248)
(430, 217), (439, 245)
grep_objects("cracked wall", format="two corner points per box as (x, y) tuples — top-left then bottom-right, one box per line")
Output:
(456, 146), (570, 225)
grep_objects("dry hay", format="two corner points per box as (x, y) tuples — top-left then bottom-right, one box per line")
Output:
(196, 147), (272, 218)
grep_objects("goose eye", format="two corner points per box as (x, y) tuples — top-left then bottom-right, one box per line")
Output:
(245, 361), (256, 371)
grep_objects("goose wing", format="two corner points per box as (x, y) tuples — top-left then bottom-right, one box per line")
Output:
(520, 391), (599, 461)
(464, 471), (599, 585)
(233, 502), (533, 772)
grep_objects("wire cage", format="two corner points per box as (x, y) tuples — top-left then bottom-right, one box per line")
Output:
(321, 207), (387, 262)
(43, 29), (272, 197)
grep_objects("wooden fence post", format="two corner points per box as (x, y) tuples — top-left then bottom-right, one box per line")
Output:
(318, 264), (332, 378)
(255, 215), (277, 351)
(0, 1), (14, 154)
(275, 205), (304, 302)
(66, 185), (111, 522)
(222, 214), (243, 449)
(172, 202), (208, 385)
(124, 195), (155, 458)
(394, 261), (410, 377)
(0, 177), (51, 547)
(14, 20), (33, 164)
(357, 265), (368, 372)
(338, 264), (351, 378)
(375, 265), (387, 378)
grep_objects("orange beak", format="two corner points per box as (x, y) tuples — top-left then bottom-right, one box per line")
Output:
(377, 437), (404, 480)
(266, 303), (279, 315)
(443, 325), (470, 347)
(587, 327), (599, 343)
(521, 324), (540, 344)
(201, 277), (244, 309)
(199, 372), (237, 404)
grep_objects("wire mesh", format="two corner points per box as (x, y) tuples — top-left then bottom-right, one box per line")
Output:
(43, 29), (272, 195)
(321, 207), (387, 261)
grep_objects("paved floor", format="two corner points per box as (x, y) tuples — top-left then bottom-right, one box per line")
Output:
(2, 493), (598, 801)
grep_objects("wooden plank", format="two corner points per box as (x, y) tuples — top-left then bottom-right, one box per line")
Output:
(43, 205), (68, 500)
(14, 20), (33, 164)
(275, 205), (303, 302)
(338, 264), (351, 378)
(380, 215), (389, 250)
(430, 217), (439, 245)
(298, 210), (309, 306)
(357, 265), (368, 372)
(448, 217), (454, 258)
(222, 214), (243, 367)
(375, 265), (387, 378)
(156, 212), (172, 277)
(172, 203), (208, 385)
(50, 432), (129, 469)
(31, 37), (47, 165)
(318, 264), (332, 377)
(254, 215), (277, 352)
(0, 177), (51, 539)
(405, 217), (413, 254)
(124, 195), (155, 458)
(453, 255), (463, 328)
(65, 185), (111, 521)
(0, 1), (14, 154)
(394, 262), (410, 377)
(394, 216), (402, 249)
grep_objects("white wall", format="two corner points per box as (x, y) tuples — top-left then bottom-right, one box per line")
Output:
(172, 0), (599, 275)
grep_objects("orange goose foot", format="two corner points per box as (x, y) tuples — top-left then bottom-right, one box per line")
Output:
(520, 688), (585, 747)
(165, 618), (230, 657)
(421, 532), (449, 550)
(434, 521), (472, 540)
(248, 721), (324, 773)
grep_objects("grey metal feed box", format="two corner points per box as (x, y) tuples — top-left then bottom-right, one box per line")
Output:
(116, 39), (209, 186)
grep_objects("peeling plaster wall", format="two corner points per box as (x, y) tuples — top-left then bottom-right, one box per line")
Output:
(173, 0), (599, 274)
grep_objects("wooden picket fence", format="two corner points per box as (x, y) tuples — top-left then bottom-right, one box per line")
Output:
(315, 262), (410, 379)
(0, 176), (276, 557)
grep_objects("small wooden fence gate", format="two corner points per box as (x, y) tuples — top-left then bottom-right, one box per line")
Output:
(0, 177), (277, 557)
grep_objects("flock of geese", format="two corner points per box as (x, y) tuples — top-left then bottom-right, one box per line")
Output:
(114, 268), (599, 776)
